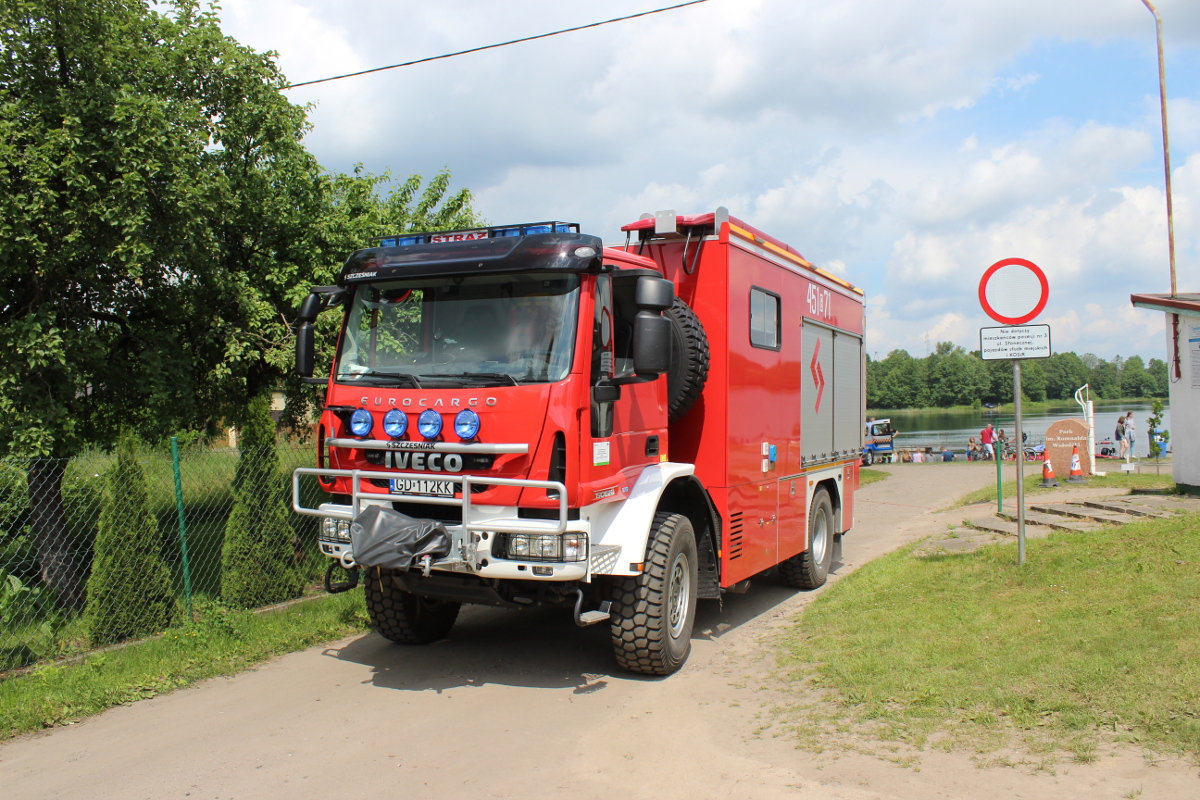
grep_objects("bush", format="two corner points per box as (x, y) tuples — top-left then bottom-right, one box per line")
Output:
(220, 395), (301, 608)
(84, 437), (178, 646)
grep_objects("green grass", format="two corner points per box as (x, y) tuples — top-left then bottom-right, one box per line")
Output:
(775, 510), (1200, 762)
(0, 591), (369, 740)
(955, 470), (1178, 508)
(860, 468), (889, 486)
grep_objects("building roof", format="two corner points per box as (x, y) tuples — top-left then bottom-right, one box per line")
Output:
(1130, 293), (1200, 315)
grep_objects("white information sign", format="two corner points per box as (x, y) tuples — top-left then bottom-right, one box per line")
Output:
(980, 324), (1052, 361)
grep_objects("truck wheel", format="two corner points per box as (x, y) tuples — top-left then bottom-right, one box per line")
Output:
(665, 299), (709, 422)
(609, 512), (698, 676)
(863, 450), (874, 467)
(363, 569), (460, 644)
(779, 488), (834, 590)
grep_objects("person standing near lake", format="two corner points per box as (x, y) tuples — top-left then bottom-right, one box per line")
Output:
(1124, 412), (1137, 459)
(980, 423), (996, 460)
(1116, 414), (1128, 458)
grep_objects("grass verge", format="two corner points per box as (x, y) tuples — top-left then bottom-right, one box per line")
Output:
(0, 590), (369, 741)
(860, 468), (889, 486)
(955, 469), (1177, 508)
(775, 510), (1200, 764)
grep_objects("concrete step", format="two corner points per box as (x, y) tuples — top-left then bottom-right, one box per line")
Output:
(1028, 502), (1141, 525)
(996, 506), (1103, 531)
(1125, 494), (1200, 514)
(913, 527), (1006, 557)
(1078, 499), (1172, 518)
(968, 515), (1054, 538)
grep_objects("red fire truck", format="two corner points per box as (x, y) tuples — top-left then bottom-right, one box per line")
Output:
(293, 208), (865, 675)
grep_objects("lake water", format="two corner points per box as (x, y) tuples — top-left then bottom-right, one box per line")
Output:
(871, 399), (1172, 458)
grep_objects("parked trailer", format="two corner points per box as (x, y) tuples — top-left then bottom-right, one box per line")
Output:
(292, 208), (865, 674)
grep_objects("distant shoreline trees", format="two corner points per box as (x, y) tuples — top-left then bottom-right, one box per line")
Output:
(866, 344), (1170, 409)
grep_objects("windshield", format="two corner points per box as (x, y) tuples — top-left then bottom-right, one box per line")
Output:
(335, 272), (580, 388)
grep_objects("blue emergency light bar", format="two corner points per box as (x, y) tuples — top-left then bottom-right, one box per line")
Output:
(375, 221), (578, 248)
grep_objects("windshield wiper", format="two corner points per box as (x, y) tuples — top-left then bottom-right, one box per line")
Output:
(420, 372), (520, 387)
(339, 372), (423, 388)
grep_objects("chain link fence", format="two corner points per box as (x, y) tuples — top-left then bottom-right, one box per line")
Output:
(0, 442), (327, 672)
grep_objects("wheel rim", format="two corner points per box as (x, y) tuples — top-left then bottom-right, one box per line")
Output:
(667, 552), (691, 638)
(811, 506), (829, 565)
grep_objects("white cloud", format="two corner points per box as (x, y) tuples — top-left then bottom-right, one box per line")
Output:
(213, 0), (1200, 361)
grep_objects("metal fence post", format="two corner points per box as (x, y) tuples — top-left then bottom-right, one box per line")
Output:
(995, 436), (1004, 514)
(170, 437), (193, 616)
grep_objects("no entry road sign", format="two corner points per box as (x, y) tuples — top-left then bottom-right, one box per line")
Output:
(978, 258), (1048, 325)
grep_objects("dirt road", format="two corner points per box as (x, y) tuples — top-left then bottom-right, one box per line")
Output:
(3, 463), (1196, 799)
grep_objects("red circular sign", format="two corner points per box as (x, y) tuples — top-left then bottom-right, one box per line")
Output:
(978, 258), (1049, 325)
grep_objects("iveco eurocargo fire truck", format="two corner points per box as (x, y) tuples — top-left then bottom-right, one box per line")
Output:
(292, 208), (865, 675)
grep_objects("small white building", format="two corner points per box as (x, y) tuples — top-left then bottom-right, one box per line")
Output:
(1130, 293), (1200, 494)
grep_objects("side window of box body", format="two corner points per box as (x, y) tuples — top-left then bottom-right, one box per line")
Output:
(749, 286), (781, 351)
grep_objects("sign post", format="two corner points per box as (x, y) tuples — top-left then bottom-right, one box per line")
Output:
(979, 258), (1050, 566)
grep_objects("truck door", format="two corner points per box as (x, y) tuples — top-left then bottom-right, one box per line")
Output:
(582, 273), (664, 496)
(724, 252), (785, 581)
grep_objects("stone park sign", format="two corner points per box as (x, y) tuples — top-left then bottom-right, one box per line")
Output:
(1044, 418), (1092, 478)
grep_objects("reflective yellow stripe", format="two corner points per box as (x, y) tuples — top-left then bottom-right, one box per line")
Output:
(727, 223), (865, 296)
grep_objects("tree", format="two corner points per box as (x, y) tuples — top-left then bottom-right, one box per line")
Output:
(869, 349), (926, 409)
(84, 435), (177, 644)
(0, 0), (313, 606)
(1089, 358), (1122, 399)
(221, 393), (300, 608)
(925, 342), (987, 407)
(0, 0), (482, 608)
(984, 359), (1012, 404)
(1044, 352), (1089, 400)
(1120, 355), (1150, 398)
(1020, 358), (1047, 402)
(1147, 358), (1169, 397)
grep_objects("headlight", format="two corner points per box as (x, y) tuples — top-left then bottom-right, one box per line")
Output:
(499, 533), (587, 562)
(350, 408), (372, 437)
(321, 518), (352, 543)
(563, 535), (585, 561)
(383, 409), (407, 438)
(454, 408), (480, 440)
(418, 409), (443, 439)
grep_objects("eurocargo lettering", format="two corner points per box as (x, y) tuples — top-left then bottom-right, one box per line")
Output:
(292, 209), (866, 675)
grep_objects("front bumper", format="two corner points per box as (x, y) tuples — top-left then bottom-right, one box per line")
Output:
(295, 468), (618, 582)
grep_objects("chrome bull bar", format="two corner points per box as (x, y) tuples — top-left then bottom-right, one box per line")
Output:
(292, 467), (569, 535)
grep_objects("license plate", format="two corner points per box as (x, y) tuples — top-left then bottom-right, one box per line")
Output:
(390, 478), (456, 498)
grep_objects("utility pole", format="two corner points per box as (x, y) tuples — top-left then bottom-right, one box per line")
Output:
(1139, 0), (1177, 296)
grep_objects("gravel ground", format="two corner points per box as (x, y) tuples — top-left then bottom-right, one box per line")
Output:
(2, 462), (1196, 799)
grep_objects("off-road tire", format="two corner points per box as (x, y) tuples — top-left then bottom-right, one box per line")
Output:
(779, 488), (834, 590)
(665, 299), (710, 422)
(609, 512), (698, 675)
(363, 568), (460, 644)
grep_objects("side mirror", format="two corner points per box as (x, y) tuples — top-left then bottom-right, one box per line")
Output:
(635, 276), (673, 311)
(633, 314), (671, 375)
(631, 276), (674, 376)
(295, 286), (343, 378)
(296, 321), (315, 377)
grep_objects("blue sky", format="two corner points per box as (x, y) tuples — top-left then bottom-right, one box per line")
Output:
(219, 0), (1199, 363)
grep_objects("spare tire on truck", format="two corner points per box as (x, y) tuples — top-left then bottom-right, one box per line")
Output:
(665, 298), (709, 422)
